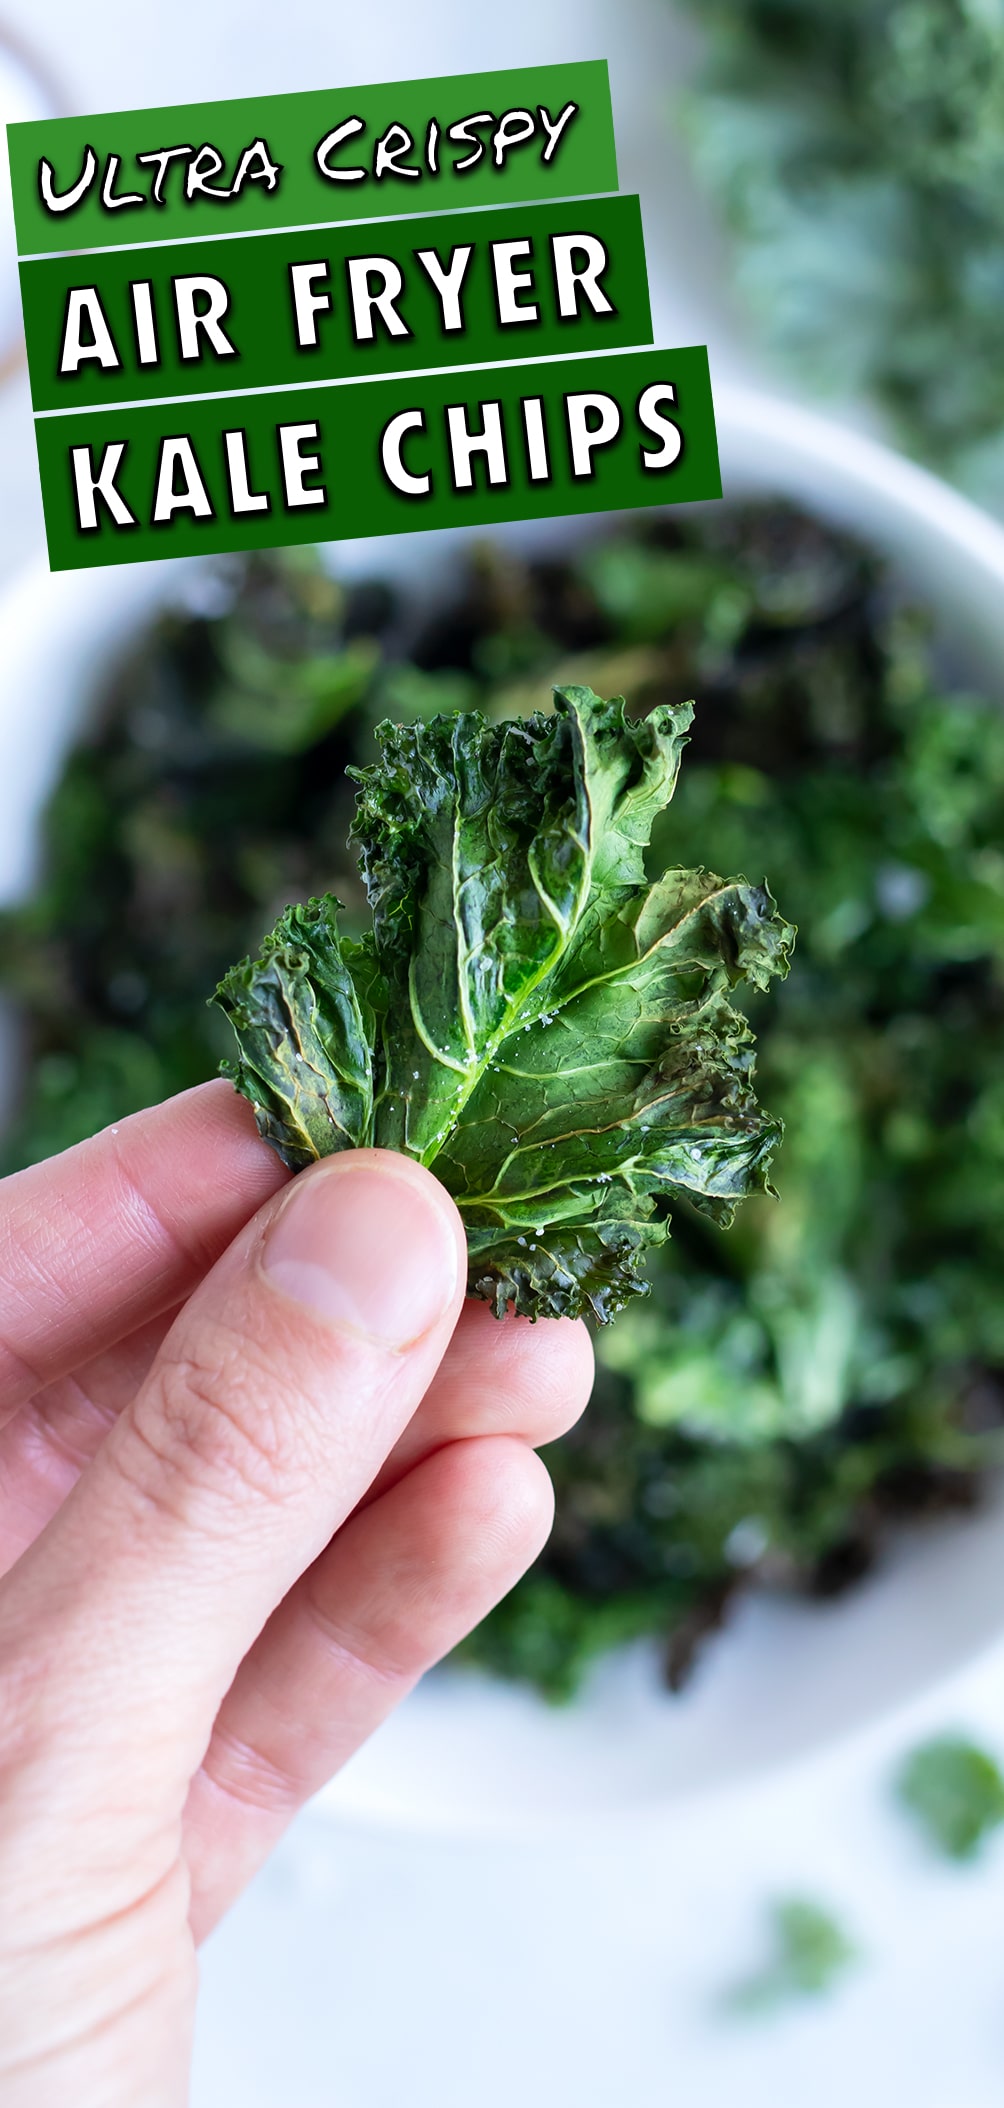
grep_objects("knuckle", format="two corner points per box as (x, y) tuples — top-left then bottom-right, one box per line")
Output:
(0, 1323), (47, 1414)
(114, 1320), (313, 1526)
(300, 1585), (407, 1690)
(201, 1723), (304, 1817)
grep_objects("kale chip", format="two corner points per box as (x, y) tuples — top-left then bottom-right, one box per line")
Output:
(213, 686), (792, 1322)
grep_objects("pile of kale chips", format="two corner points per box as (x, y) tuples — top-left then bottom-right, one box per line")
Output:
(5, 506), (1004, 1696)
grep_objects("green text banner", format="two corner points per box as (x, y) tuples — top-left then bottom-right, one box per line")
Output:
(9, 63), (617, 256)
(21, 194), (651, 412)
(35, 345), (721, 571)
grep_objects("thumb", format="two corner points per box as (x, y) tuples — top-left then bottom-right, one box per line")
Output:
(0, 1150), (465, 1796)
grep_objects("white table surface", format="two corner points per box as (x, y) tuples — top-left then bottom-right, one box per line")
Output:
(195, 1626), (1004, 2108)
(1, 5), (1002, 2103)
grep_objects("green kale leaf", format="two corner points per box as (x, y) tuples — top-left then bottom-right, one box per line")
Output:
(896, 1735), (1004, 1861)
(723, 1897), (859, 2016)
(213, 684), (793, 1322)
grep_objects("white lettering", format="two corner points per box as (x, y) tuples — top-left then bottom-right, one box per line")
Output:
(447, 401), (508, 490)
(135, 145), (192, 206)
(185, 144), (231, 200)
(59, 287), (121, 375)
(39, 146), (97, 215)
(71, 441), (135, 530)
(447, 112), (492, 173)
(538, 102), (578, 165)
(522, 397), (550, 482)
(100, 155), (143, 211)
(381, 410), (430, 496)
(347, 256), (410, 342)
(279, 422), (326, 507)
(637, 382), (682, 470)
(152, 436), (214, 522)
(492, 240), (538, 326)
(174, 276), (237, 361)
(315, 117), (366, 182)
(224, 430), (270, 514)
(414, 244), (473, 333)
(492, 108), (535, 168)
(231, 137), (282, 195)
(566, 391), (621, 478)
(552, 234), (613, 319)
(374, 123), (420, 181)
(289, 261), (332, 349)
(130, 281), (159, 366)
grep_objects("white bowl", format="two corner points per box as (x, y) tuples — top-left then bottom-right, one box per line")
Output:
(4, 385), (1004, 1833)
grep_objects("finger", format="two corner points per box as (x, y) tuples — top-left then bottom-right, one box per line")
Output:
(0, 1151), (466, 1804)
(363, 1295), (593, 1506)
(0, 1295), (592, 1575)
(184, 1434), (554, 1937)
(0, 1079), (287, 1428)
(0, 1310), (175, 1577)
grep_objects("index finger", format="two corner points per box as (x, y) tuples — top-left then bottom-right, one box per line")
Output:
(0, 1079), (288, 1426)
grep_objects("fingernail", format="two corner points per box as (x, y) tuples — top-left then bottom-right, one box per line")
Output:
(261, 1158), (458, 1348)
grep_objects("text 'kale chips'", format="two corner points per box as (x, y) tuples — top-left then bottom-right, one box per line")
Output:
(213, 685), (794, 1322)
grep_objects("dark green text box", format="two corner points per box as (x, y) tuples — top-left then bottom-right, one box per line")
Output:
(22, 195), (651, 412)
(35, 345), (720, 572)
(9, 62), (616, 257)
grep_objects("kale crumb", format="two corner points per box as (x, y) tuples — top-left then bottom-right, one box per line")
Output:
(896, 1734), (1004, 1861)
(722, 1896), (859, 2016)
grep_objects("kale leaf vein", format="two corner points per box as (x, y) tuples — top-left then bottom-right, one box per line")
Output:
(213, 683), (793, 1323)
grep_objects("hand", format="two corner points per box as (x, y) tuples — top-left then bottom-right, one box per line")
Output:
(0, 1082), (592, 2106)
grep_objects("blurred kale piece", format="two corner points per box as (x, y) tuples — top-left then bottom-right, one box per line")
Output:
(897, 1734), (1004, 1859)
(4, 508), (1004, 1692)
(723, 1896), (858, 2014)
(681, 0), (1004, 494)
(0, 553), (393, 1165)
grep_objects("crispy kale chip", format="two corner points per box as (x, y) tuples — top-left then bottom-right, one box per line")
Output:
(213, 684), (793, 1322)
